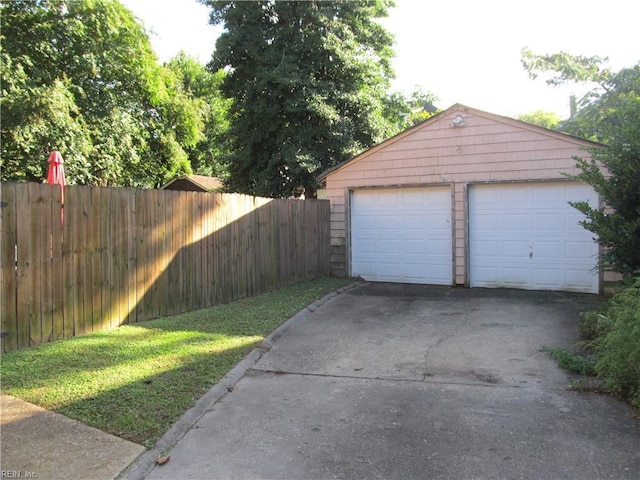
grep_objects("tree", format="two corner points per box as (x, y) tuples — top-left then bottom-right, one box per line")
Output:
(165, 52), (232, 179)
(523, 49), (640, 275)
(0, 0), (211, 187)
(383, 87), (439, 134)
(517, 110), (561, 130)
(203, 0), (396, 197)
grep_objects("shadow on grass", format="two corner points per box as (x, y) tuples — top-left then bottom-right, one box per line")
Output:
(54, 342), (257, 447)
(1, 322), (268, 446)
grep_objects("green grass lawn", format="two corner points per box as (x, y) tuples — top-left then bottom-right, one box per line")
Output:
(1, 277), (352, 447)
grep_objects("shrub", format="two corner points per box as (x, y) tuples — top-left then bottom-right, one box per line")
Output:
(585, 278), (640, 407)
(542, 347), (597, 376)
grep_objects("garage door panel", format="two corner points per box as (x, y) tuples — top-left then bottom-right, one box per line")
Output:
(565, 241), (596, 260)
(470, 182), (599, 293)
(402, 239), (426, 255)
(354, 214), (377, 230)
(426, 214), (452, 230)
(355, 238), (375, 253)
(502, 241), (529, 258)
(533, 242), (561, 259)
(375, 214), (401, 230)
(474, 241), (500, 257)
(533, 187), (561, 203)
(351, 187), (453, 285)
(533, 214), (561, 230)
(501, 266), (529, 284)
(532, 268), (561, 287)
(502, 188), (528, 204)
(378, 239), (400, 255)
(502, 214), (529, 231)
(566, 269), (597, 288)
(401, 214), (426, 229)
(378, 262), (401, 277)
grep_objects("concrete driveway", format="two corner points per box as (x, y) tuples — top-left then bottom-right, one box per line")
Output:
(131, 283), (639, 480)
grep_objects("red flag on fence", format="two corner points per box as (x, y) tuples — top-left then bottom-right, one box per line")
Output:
(46, 151), (66, 226)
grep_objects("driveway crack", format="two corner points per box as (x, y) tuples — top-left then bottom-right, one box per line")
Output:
(423, 314), (469, 379)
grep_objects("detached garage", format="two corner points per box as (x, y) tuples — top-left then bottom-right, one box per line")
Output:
(318, 104), (607, 294)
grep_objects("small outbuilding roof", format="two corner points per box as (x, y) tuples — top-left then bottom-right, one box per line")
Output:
(161, 174), (223, 192)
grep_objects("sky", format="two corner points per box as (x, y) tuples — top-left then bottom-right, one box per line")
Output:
(121, 0), (640, 119)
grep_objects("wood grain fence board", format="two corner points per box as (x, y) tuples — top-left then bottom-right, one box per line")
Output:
(33, 184), (50, 345)
(145, 190), (162, 320)
(50, 185), (64, 340)
(192, 194), (203, 309)
(181, 190), (190, 313)
(305, 201), (314, 277)
(26, 184), (44, 346)
(322, 200), (330, 275)
(255, 201), (265, 293)
(182, 192), (192, 312)
(170, 191), (180, 315)
(96, 187), (110, 332)
(72, 186), (87, 336)
(149, 189), (160, 320)
(156, 190), (168, 319)
(108, 188), (122, 328)
(105, 188), (117, 328)
(61, 186), (76, 339)
(230, 195), (238, 300)
(202, 193), (213, 306)
(175, 191), (186, 314)
(89, 187), (103, 332)
(266, 200), (276, 290)
(247, 197), (256, 297)
(38, 185), (54, 344)
(215, 194), (226, 304)
(146, 190), (155, 319)
(236, 199), (246, 300)
(118, 187), (130, 326)
(218, 195), (227, 300)
(1, 183), (18, 351)
(82, 186), (95, 332)
(14, 185), (30, 348)
(165, 191), (177, 317)
(211, 193), (222, 306)
(294, 201), (303, 280)
(286, 201), (295, 283)
(125, 188), (137, 324)
(140, 190), (152, 320)
(268, 201), (279, 290)
(134, 189), (146, 322)
(174, 192), (185, 313)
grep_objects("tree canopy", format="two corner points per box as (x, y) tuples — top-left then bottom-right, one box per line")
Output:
(1, 0), (228, 187)
(523, 49), (640, 275)
(203, 0), (398, 197)
(516, 110), (561, 130)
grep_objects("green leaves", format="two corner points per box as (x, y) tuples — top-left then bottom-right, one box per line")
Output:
(205, 0), (397, 197)
(1, 1), (230, 187)
(565, 68), (640, 275)
(522, 49), (640, 276)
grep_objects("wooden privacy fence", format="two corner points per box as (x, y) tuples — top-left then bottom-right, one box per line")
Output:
(0, 183), (330, 352)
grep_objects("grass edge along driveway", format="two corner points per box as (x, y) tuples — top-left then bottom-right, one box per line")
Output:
(1, 277), (352, 448)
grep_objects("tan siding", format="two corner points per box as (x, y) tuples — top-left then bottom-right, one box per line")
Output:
(324, 104), (602, 287)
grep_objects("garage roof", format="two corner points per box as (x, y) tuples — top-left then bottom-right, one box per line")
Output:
(317, 103), (602, 183)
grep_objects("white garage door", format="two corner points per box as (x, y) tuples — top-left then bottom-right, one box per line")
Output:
(469, 182), (599, 293)
(351, 187), (453, 285)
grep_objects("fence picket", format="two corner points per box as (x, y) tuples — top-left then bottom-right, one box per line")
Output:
(1, 183), (18, 351)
